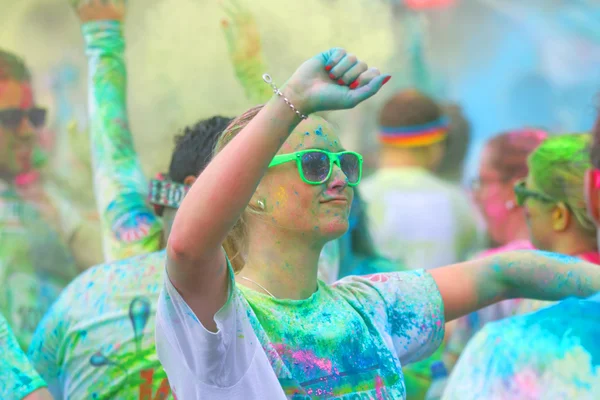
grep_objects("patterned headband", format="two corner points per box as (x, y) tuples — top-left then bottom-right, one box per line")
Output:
(379, 116), (450, 147)
(148, 176), (190, 211)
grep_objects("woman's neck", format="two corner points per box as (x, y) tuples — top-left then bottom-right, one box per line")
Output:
(551, 232), (598, 257)
(239, 228), (323, 300)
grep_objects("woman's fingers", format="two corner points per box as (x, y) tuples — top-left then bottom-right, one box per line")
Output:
(321, 48), (347, 71)
(329, 53), (358, 82)
(348, 74), (392, 105)
(347, 67), (380, 89)
(339, 61), (368, 87)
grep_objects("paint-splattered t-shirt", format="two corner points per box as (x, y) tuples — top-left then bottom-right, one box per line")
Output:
(0, 180), (79, 350)
(0, 312), (47, 400)
(443, 295), (600, 400)
(156, 257), (445, 399)
(361, 168), (483, 270)
(27, 251), (173, 400)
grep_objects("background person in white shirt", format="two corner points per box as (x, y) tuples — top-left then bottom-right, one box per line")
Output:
(361, 89), (482, 270)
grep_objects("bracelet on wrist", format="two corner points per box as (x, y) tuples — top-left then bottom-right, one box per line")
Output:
(262, 74), (307, 120)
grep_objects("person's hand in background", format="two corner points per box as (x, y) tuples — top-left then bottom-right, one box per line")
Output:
(220, 0), (272, 103)
(69, 0), (126, 23)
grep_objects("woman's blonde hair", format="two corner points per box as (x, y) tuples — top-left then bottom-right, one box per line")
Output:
(214, 105), (265, 272)
(528, 133), (596, 237)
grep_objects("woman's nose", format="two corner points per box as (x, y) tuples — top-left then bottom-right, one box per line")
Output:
(327, 164), (348, 191)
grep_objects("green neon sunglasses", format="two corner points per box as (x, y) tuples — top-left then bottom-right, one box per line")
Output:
(514, 179), (557, 207)
(268, 149), (363, 186)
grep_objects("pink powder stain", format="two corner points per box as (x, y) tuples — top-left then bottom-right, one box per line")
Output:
(364, 274), (389, 283)
(14, 171), (40, 186)
(375, 375), (384, 400)
(483, 200), (507, 226)
(274, 344), (333, 374)
(512, 368), (541, 397)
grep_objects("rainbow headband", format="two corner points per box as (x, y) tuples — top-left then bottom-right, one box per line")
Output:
(379, 116), (449, 147)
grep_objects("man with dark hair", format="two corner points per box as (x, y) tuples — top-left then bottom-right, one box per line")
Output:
(154, 116), (233, 224)
(0, 46), (103, 352)
(167, 117), (233, 184)
(28, 114), (230, 399)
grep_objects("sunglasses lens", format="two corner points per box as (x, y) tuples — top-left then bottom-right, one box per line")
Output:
(29, 108), (47, 128)
(301, 151), (330, 183)
(0, 110), (24, 130)
(340, 153), (360, 184)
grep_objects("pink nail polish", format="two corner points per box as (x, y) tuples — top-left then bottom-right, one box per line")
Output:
(382, 76), (392, 85)
(329, 73), (336, 80)
(337, 79), (345, 85)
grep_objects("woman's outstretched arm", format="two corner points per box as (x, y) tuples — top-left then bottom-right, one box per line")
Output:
(167, 49), (389, 329)
(430, 250), (600, 321)
(72, 0), (163, 261)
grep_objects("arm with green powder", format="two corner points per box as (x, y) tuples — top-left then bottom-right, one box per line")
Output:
(430, 250), (600, 321)
(75, 0), (163, 261)
(221, 0), (273, 103)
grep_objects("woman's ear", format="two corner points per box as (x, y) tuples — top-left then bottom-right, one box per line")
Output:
(183, 175), (197, 186)
(551, 203), (570, 232)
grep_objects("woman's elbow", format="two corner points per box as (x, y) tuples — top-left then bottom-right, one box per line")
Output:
(166, 231), (192, 263)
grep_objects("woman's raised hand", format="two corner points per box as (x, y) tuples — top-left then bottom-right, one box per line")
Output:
(283, 48), (390, 115)
(69, 0), (126, 23)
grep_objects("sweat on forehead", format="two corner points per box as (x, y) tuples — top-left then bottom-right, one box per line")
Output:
(279, 116), (342, 153)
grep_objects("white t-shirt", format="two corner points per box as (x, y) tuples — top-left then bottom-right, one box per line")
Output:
(155, 257), (445, 399)
(361, 168), (482, 270)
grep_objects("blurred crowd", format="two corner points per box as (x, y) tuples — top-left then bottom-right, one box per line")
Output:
(2, 1), (600, 400)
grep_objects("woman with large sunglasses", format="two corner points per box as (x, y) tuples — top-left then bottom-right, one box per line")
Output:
(156, 49), (600, 399)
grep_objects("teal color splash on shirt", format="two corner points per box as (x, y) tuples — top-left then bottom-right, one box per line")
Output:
(0, 312), (47, 400)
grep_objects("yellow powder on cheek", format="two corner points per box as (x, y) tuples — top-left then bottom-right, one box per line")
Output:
(276, 186), (288, 206)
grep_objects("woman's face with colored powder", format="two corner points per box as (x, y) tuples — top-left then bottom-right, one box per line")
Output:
(0, 79), (37, 178)
(253, 117), (354, 243)
(474, 145), (519, 245)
